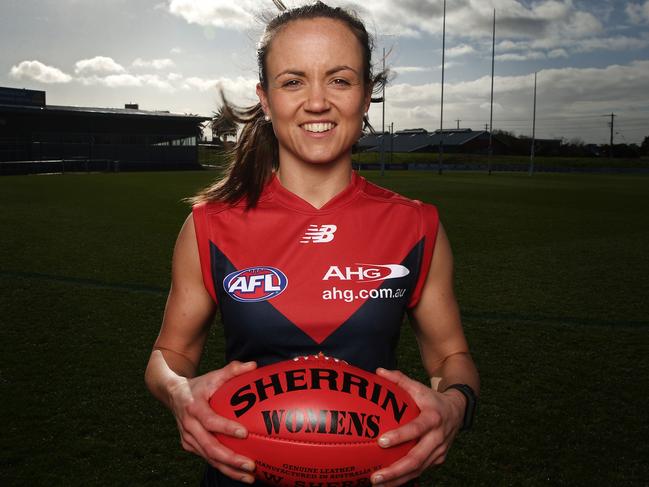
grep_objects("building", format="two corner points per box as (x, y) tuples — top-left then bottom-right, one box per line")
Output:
(357, 128), (502, 154)
(0, 86), (210, 174)
(359, 127), (569, 156)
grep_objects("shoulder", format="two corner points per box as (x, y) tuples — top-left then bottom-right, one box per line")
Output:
(359, 176), (439, 219)
(192, 198), (241, 218)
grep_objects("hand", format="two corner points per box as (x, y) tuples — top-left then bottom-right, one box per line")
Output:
(370, 368), (466, 486)
(168, 360), (258, 484)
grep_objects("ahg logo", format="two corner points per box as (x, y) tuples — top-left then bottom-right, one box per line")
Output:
(223, 267), (288, 302)
(300, 224), (337, 244)
(323, 264), (410, 282)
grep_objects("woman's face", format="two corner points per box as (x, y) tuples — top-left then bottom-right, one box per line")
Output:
(257, 18), (371, 169)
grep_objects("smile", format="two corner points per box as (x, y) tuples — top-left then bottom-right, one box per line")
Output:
(301, 122), (336, 133)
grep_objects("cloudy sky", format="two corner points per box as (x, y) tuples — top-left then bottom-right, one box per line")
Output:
(2, 0), (649, 144)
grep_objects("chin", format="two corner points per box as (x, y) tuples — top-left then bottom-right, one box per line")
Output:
(301, 152), (349, 166)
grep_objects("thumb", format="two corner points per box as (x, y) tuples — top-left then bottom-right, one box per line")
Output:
(205, 360), (257, 392)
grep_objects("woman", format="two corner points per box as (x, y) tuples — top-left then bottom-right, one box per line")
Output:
(145, 2), (479, 486)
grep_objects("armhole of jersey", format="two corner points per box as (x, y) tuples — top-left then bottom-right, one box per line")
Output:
(191, 202), (218, 304)
(407, 203), (440, 308)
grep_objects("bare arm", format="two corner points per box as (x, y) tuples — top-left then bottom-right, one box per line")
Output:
(145, 212), (216, 406)
(410, 222), (480, 396)
(144, 213), (257, 484)
(370, 222), (479, 487)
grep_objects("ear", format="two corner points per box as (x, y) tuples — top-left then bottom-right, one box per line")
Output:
(363, 82), (373, 114)
(256, 83), (271, 118)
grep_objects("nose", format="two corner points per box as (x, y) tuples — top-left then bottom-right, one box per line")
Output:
(303, 83), (330, 112)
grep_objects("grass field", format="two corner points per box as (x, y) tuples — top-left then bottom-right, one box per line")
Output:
(199, 147), (649, 171)
(1, 170), (648, 486)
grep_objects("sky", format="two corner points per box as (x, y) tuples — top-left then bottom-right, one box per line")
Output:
(2, 0), (649, 144)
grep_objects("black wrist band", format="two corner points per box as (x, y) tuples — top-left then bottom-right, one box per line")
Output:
(443, 383), (477, 432)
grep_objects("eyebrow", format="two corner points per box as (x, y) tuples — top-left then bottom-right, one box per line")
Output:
(274, 65), (359, 79)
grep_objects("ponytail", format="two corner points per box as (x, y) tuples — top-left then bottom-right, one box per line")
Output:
(189, 96), (278, 208)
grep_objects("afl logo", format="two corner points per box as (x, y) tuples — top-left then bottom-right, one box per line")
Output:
(223, 267), (288, 302)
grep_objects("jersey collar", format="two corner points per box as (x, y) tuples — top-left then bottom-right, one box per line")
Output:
(265, 171), (365, 214)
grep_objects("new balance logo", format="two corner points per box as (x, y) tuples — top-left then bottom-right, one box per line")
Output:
(300, 224), (337, 244)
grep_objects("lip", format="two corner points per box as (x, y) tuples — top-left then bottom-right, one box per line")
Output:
(299, 120), (338, 138)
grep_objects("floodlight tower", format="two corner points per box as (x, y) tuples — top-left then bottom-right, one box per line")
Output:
(380, 47), (386, 176)
(488, 8), (496, 175)
(438, 0), (447, 175)
(529, 72), (537, 176)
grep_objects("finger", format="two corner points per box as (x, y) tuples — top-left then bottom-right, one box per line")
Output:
(373, 470), (421, 487)
(219, 360), (258, 382)
(180, 438), (196, 455)
(371, 434), (437, 485)
(190, 418), (256, 472)
(211, 461), (256, 485)
(184, 427), (255, 483)
(377, 413), (440, 448)
(429, 441), (449, 466)
(203, 361), (257, 396)
(194, 396), (249, 438)
(376, 368), (427, 400)
(180, 431), (204, 457)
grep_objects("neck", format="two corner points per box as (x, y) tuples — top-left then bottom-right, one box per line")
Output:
(276, 162), (352, 209)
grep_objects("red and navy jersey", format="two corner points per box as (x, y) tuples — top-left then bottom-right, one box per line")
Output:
(192, 172), (439, 372)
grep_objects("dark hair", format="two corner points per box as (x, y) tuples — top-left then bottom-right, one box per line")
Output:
(191, 1), (388, 208)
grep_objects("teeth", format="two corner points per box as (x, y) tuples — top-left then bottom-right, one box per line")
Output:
(302, 122), (335, 133)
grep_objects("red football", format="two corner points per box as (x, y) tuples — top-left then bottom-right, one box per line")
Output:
(209, 354), (420, 487)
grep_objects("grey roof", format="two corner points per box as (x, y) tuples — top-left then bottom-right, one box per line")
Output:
(358, 129), (488, 152)
(0, 102), (210, 121)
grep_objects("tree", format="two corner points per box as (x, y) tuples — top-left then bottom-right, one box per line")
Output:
(641, 136), (649, 156)
(211, 106), (238, 146)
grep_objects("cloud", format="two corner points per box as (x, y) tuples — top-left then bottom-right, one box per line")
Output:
(77, 73), (176, 92)
(392, 66), (433, 74)
(9, 56), (208, 95)
(548, 48), (569, 59)
(626, 1), (649, 24)
(182, 75), (258, 103)
(132, 58), (176, 70)
(166, 0), (262, 30)
(75, 56), (126, 76)
(264, 1), (602, 41)
(183, 77), (219, 91)
(91, 74), (142, 87)
(375, 60), (649, 142)
(495, 51), (547, 62)
(571, 35), (649, 53)
(446, 44), (476, 57)
(170, 47), (183, 55)
(164, 0), (636, 66)
(9, 60), (73, 83)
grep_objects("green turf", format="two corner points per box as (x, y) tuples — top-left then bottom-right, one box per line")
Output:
(352, 151), (649, 170)
(200, 146), (649, 170)
(1, 170), (648, 486)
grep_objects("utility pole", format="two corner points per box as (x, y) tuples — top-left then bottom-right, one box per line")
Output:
(438, 0), (446, 175)
(380, 48), (386, 175)
(488, 8), (496, 175)
(529, 72), (537, 176)
(455, 119), (461, 129)
(609, 113), (616, 159)
(390, 122), (394, 164)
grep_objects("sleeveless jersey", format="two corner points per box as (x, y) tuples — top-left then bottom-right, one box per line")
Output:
(193, 173), (438, 487)
(192, 172), (439, 372)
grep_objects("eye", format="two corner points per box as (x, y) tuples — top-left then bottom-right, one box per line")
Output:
(282, 79), (302, 88)
(331, 78), (351, 86)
